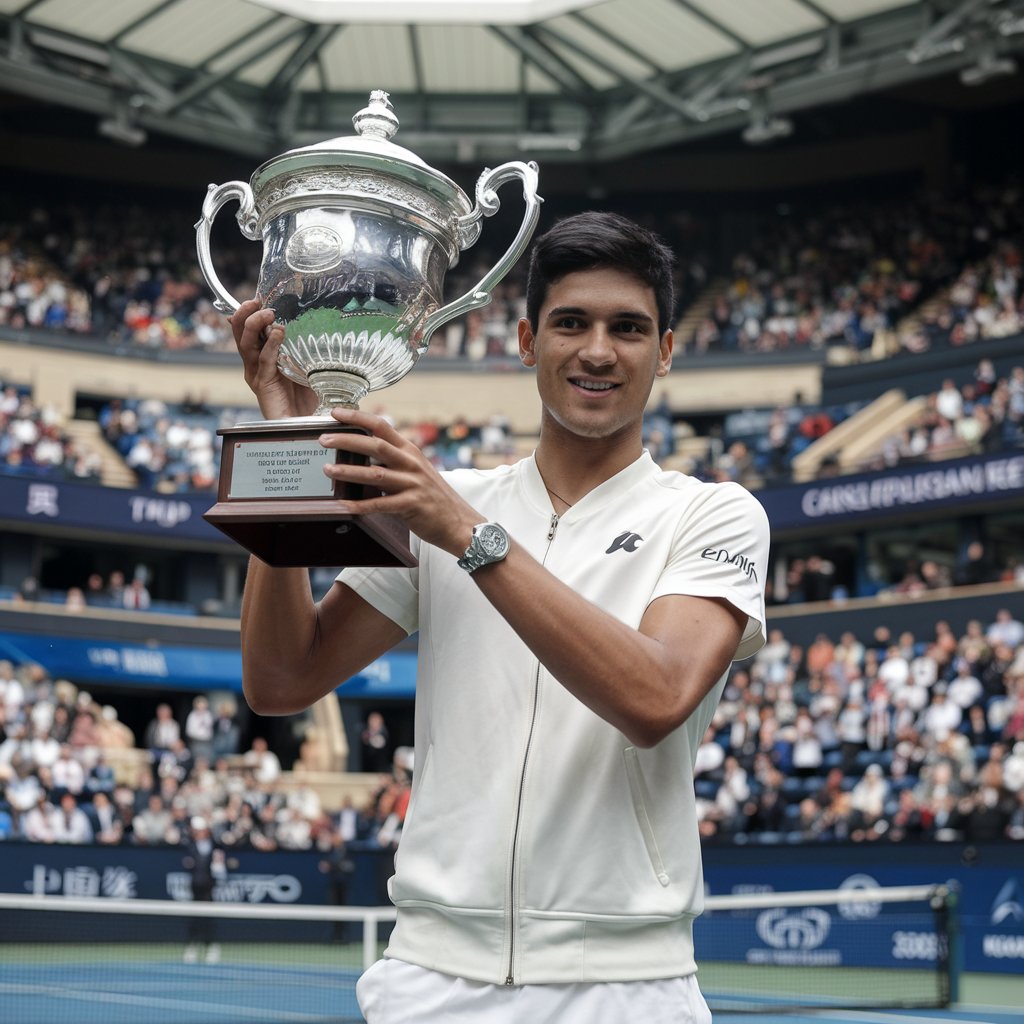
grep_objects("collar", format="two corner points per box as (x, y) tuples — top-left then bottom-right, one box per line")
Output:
(521, 450), (657, 520)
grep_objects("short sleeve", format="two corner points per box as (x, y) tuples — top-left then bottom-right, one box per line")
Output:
(650, 482), (770, 662)
(337, 555), (420, 637)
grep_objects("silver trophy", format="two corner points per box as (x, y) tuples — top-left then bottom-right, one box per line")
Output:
(196, 90), (542, 568)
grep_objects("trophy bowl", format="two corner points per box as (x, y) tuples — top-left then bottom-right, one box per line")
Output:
(197, 89), (541, 413)
(195, 91), (542, 568)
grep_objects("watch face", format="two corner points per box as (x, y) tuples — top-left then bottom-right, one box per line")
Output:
(478, 524), (507, 557)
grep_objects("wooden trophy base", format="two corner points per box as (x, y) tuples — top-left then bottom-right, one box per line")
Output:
(204, 419), (416, 568)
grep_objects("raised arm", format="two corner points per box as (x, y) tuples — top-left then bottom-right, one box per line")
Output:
(230, 302), (405, 715)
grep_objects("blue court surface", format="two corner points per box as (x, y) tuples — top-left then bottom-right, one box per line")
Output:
(0, 958), (365, 1024)
(734, 1011), (1023, 1024)
(2, 958), (1021, 1024)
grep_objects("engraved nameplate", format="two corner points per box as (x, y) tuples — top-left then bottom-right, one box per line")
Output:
(229, 439), (334, 499)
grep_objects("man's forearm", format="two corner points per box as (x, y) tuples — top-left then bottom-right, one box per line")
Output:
(239, 557), (321, 714)
(471, 543), (743, 748)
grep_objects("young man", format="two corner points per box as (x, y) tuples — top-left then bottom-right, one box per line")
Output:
(232, 212), (769, 1023)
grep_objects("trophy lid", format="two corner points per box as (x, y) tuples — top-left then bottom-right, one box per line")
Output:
(249, 91), (472, 228)
(304, 90), (423, 164)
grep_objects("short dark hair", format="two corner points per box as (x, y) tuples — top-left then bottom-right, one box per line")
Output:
(525, 211), (676, 335)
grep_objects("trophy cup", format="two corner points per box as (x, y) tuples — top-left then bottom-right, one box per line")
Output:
(196, 91), (542, 568)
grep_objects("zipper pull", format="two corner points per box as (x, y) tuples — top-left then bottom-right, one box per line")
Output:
(547, 513), (559, 541)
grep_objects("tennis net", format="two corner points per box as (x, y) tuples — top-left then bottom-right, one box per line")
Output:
(0, 883), (957, 1021)
(697, 882), (958, 1014)
(0, 892), (395, 1024)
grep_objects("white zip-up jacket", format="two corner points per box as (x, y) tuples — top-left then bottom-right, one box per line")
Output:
(340, 452), (769, 985)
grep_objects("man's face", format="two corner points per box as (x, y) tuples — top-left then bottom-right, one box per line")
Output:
(518, 266), (672, 444)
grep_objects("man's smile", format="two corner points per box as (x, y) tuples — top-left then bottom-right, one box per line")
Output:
(570, 378), (619, 393)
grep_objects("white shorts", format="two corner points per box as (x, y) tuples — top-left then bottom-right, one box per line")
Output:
(356, 958), (712, 1024)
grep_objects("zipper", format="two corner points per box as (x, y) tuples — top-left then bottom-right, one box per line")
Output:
(546, 512), (558, 541)
(505, 512), (561, 985)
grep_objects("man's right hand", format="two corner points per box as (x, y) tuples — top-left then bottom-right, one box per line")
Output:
(230, 300), (319, 420)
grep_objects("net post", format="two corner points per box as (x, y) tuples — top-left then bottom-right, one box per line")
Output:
(363, 908), (379, 972)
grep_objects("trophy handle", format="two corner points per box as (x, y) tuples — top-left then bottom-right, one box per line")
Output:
(195, 181), (261, 315)
(420, 160), (542, 347)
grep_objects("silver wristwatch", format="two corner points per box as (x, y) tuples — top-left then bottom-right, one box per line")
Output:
(457, 522), (511, 574)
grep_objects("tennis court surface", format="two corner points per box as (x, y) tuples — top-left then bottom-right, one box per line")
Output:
(2, 889), (1021, 1023)
(3, 957), (1020, 1024)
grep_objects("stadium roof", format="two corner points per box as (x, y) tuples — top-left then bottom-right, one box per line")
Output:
(1, 0), (1023, 162)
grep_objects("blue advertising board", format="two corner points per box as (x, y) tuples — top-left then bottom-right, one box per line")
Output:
(703, 844), (1024, 975)
(0, 630), (416, 697)
(758, 450), (1024, 534)
(2, 450), (1022, 543)
(0, 474), (223, 543)
(0, 842), (331, 904)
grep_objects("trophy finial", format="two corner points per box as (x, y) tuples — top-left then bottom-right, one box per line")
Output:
(353, 90), (400, 142)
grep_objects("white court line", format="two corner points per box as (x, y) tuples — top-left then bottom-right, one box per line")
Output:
(0, 982), (341, 1021)
(807, 1010), (1012, 1024)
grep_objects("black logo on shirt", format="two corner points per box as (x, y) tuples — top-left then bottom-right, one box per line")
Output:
(701, 546), (758, 582)
(607, 531), (643, 554)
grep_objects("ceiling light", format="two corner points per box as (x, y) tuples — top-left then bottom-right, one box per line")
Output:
(742, 113), (793, 145)
(959, 49), (1018, 86)
(98, 111), (147, 147)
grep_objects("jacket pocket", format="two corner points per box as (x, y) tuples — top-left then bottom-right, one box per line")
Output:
(623, 746), (671, 887)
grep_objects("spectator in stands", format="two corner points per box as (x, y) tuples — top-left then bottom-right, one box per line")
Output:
(920, 685), (963, 744)
(29, 724), (60, 771)
(133, 793), (174, 845)
(211, 700), (240, 759)
(85, 751), (116, 796)
(953, 541), (998, 587)
(96, 705), (135, 749)
(68, 703), (99, 755)
(184, 696), (215, 762)
(86, 790), (123, 844)
(837, 696), (867, 774)
(0, 660), (25, 719)
(144, 703), (181, 759)
(50, 744), (85, 798)
(156, 737), (194, 784)
(360, 711), (391, 773)
(123, 574), (152, 611)
(947, 659), (984, 714)
(244, 736), (281, 785)
(988, 608), (1024, 650)
(52, 791), (93, 843)
(791, 707), (823, 777)
(850, 763), (889, 829)
(22, 791), (57, 843)
(105, 570), (127, 606)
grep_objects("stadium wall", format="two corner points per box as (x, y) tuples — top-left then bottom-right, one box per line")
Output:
(820, 333), (1024, 407)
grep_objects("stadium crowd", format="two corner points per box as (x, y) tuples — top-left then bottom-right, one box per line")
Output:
(0, 195), (702, 361)
(0, 670), (410, 853)
(686, 180), (1023, 356)
(2, 179), (1020, 364)
(0, 608), (1022, 849)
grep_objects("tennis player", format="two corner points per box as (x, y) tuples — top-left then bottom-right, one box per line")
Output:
(233, 212), (769, 1023)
